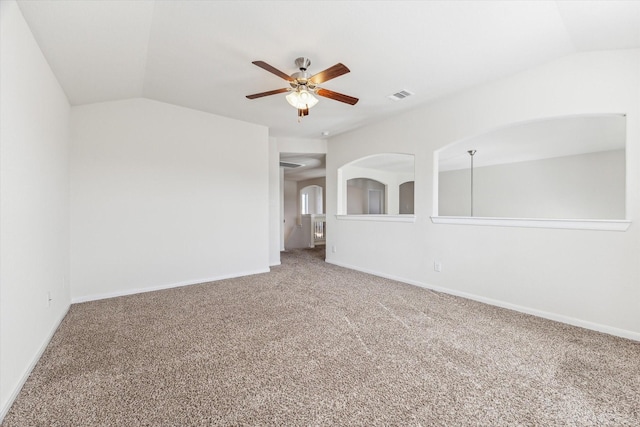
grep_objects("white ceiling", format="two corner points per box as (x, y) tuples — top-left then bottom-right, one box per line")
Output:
(438, 114), (627, 171)
(348, 153), (415, 175)
(17, 1), (640, 141)
(280, 153), (326, 181)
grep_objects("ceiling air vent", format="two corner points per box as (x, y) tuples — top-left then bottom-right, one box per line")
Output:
(280, 161), (304, 168)
(388, 90), (414, 101)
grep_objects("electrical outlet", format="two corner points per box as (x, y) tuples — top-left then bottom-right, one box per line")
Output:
(434, 261), (442, 272)
(332, 246), (337, 253)
(47, 291), (52, 307)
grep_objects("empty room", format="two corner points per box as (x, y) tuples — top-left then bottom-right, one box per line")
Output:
(1, 0), (639, 425)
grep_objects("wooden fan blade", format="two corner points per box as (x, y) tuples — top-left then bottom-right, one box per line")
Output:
(252, 61), (294, 81)
(315, 88), (359, 105)
(309, 63), (350, 84)
(246, 88), (289, 99)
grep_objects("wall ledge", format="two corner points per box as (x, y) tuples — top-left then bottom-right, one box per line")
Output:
(431, 216), (631, 231)
(336, 214), (416, 223)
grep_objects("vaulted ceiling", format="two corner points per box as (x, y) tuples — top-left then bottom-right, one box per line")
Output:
(17, 1), (640, 140)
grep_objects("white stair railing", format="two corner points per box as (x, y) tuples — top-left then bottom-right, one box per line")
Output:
(311, 214), (326, 247)
(301, 214), (326, 248)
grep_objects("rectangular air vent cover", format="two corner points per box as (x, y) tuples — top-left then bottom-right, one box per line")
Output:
(280, 161), (304, 168)
(388, 90), (414, 101)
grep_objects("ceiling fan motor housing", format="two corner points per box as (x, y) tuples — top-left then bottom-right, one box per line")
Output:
(290, 57), (313, 89)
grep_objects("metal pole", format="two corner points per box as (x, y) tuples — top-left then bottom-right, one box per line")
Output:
(468, 150), (476, 216)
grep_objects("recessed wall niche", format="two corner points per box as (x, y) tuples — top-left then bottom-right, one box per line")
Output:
(436, 114), (626, 221)
(337, 153), (415, 217)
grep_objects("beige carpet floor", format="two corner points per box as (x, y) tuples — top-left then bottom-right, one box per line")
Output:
(3, 247), (640, 426)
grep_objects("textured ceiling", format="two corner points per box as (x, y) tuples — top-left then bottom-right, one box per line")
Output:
(17, 1), (640, 141)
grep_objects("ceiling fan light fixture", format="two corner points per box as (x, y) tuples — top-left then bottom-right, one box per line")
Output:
(286, 89), (318, 109)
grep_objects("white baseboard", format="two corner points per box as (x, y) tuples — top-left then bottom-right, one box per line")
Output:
(71, 268), (271, 304)
(326, 259), (640, 342)
(0, 304), (70, 424)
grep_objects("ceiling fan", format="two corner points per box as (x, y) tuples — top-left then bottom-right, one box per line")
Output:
(246, 57), (359, 121)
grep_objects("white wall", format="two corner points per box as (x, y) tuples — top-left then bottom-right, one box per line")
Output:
(70, 98), (269, 301)
(439, 149), (625, 219)
(326, 49), (640, 340)
(283, 179), (300, 248)
(277, 138), (327, 155)
(268, 138), (281, 265)
(0, 0), (71, 418)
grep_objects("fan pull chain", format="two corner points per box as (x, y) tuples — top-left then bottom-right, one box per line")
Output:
(297, 105), (310, 122)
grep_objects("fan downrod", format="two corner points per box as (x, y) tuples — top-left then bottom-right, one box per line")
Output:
(294, 57), (311, 71)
